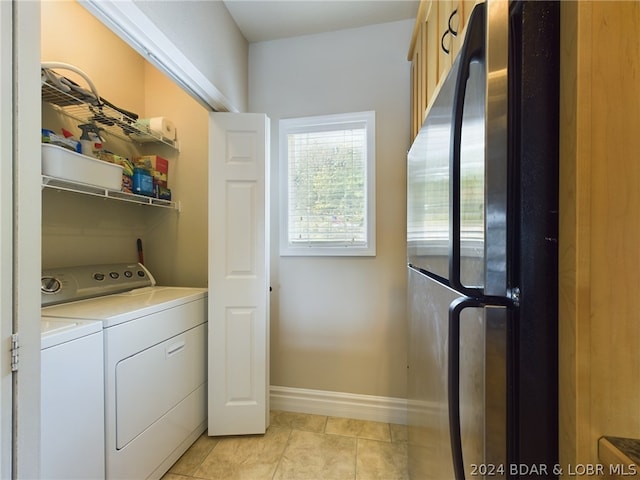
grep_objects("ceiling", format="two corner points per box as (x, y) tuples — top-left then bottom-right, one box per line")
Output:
(222, 0), (420, 43)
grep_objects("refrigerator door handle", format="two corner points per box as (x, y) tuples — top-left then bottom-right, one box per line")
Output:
(448, 296), (483, 480)
(448, 294), (513, 480)
(449, 2), (485, 298)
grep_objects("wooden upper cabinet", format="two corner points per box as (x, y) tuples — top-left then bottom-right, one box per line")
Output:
(408, 0), (478, 142)
(449, 0), (476, 64)
(408, 0), (431, 140)
(438, 0), (454, 82)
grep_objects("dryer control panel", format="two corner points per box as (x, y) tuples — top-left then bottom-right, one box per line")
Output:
(41, 263), (155, 306)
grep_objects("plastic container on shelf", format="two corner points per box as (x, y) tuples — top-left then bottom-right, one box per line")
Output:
(42, 143), (123, 190)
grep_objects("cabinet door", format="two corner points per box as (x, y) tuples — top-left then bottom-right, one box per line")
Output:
(438, 1), (478, 83)
(411, 38), (421, 138)
(410, 0), (476, 141)
(410, 1), (440, 141)
(451, 0), (477, 59)
(438, 0), (454, 82)
(450, 2), (463, 59)
(208, 112), (270, 435)
(425, 8), (439, 111)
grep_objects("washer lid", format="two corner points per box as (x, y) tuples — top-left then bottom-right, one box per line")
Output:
(41, 286), (207, 327)
(40, 317), (102, 349)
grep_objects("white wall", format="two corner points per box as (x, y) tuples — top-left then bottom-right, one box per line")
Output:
(136, 0), (249, 112)
(250, 20), (413, 398)
(142, 64), (210, 287)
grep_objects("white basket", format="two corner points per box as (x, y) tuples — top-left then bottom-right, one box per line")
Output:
(42, 144), (123, 190)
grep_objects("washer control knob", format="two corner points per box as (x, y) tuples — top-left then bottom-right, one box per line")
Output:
(41, 276), (61, 294)
(93, 273), (105, 281)
(124, 270), (133, 278)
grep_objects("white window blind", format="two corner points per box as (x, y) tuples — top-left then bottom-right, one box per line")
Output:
(280, 111), (375, 256)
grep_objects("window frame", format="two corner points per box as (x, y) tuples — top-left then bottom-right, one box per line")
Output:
(279, 111), (376, 257)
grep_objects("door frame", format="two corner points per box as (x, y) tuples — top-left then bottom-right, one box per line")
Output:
(4, 1), (43, 478)
(0, 2), (14, 477)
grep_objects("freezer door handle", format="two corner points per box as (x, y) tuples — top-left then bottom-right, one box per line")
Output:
(449, 1), (485, 298)
(448, 294), (513, 480)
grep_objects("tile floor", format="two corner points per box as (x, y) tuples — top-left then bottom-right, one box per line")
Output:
(162, 410), (408, 480)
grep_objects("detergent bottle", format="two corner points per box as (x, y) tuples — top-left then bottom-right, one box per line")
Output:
(78, 124), (100, 158)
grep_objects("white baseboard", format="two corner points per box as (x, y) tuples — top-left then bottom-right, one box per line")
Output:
(270, 386), (407, 425)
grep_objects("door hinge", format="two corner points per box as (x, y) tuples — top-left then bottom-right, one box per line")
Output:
(11, 333), (19, 372)
(508, 287), (521, 308)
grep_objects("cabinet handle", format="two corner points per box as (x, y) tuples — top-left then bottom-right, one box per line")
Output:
(441, 9), (459, 55)
(448, 8), (459, 37)
(441, 30), (451, 55)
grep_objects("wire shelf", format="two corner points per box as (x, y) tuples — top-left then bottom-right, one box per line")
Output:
(42, 77), (179, 150)
(42, 175), (178, 210)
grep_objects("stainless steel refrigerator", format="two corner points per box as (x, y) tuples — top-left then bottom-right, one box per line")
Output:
(407, 2), (559, 478)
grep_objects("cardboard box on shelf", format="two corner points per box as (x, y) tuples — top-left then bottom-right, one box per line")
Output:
(135, 155), (169, 188)
(97, 151), (135, 193)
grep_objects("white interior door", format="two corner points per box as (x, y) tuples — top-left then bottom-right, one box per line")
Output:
(208, 112), (270, 435)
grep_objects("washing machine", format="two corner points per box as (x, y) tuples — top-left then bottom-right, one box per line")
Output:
(41, 316), (104, 479)
(41, 263), (208, 480)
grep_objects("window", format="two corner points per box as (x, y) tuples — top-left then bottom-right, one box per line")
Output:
(280, 111), (375, 256)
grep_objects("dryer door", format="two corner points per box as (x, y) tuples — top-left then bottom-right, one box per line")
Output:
(115, 323), (206, 448)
